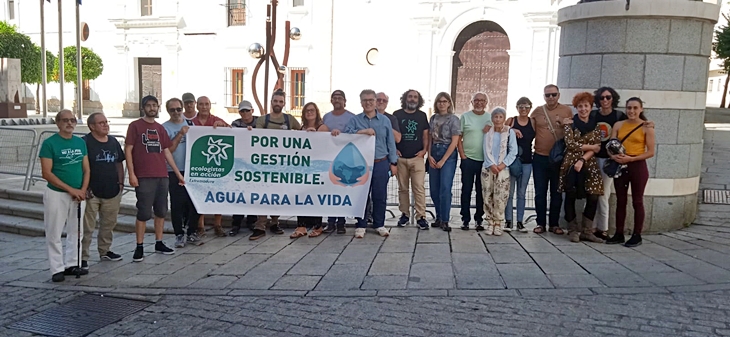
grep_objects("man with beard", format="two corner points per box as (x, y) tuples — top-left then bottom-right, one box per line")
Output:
(163, 98), (203, 247)
(321, 90), (355, 234)
(182, 93), (197, 124)
(191, 96), (229, 237)
(40, 109), (90, 282)
(126, 95), (185, 262)
(250, 89), (301, 240)
(80, 113), (124, 270)
(393, 90), (430, 229)
(457, 92), (491, 230)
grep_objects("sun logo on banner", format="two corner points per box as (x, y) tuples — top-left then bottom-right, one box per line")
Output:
(202, 138), (233, 166)
(329, 143), (369, 187)
(189, 136), (235, 178)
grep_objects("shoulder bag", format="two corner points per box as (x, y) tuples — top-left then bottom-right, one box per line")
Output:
(543, 106), (565, 164)
(602, 123), (644, 178)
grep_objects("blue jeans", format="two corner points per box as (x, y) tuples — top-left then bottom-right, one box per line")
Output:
(429, 143), (458, 222)
(505, 163), (532, 223)
(532, 154), (562, 228)
(460, 158), (484, 223)
(357, 160), (390, 229)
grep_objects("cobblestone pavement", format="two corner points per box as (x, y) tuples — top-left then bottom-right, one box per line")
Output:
(0, 128), (729, 336)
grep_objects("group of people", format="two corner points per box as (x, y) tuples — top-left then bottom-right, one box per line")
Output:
(39, 84), (655, 283)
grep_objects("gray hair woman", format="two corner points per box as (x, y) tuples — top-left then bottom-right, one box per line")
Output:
(480, 107), (518, 235)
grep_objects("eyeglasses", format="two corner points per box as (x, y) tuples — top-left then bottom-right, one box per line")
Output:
(517, 105), (532, 110)
(376, 99), (388, 103)
(472, 99), (486, 103)
(58, 118), (77, 124)
(544, 93), (558, 98)
(437, 100), (450, 104)
(361, 99), (375, 103)
(167, 108), (183, 112)
(600, 95), (612, 101)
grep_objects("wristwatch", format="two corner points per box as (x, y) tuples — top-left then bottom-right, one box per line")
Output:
(390, 162), (398, 166)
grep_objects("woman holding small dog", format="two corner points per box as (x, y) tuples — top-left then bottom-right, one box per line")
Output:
(605, 97), (655, 247)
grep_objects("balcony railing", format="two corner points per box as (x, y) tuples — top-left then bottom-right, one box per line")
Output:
(227, 2), (246, 26)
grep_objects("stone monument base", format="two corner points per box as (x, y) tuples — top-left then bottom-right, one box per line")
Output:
(0, 102), (28, 118)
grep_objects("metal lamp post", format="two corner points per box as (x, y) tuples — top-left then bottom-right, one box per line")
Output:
(247, 0), (301, 115)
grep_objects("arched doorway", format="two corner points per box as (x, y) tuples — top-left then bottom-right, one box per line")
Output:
(451, 21), (510, 114)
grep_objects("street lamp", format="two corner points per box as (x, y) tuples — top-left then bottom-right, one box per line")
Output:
(248, 0), (301, 114)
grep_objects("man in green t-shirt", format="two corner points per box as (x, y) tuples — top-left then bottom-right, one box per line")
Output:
(39, 109), (90, 282)
(457, 92), (492, 231)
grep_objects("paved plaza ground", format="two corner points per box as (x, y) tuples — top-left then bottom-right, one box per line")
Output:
(0, 122), (729, 336)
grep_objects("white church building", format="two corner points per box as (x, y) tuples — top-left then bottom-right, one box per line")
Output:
(5, 0), (713, 120)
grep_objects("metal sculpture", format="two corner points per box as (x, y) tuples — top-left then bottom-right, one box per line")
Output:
(248, 0), (301, 114)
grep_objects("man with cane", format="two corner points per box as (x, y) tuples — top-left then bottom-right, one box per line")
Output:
(40, 109), (90, 282)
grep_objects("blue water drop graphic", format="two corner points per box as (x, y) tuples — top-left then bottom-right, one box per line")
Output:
(332, 143), (368, 186)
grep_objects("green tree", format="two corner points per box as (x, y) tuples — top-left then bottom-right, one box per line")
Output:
(55, 45), (103, 86)
(714, 13), (730, 108)
(0, 21), (37, 84)
(29, 45), (57, 111)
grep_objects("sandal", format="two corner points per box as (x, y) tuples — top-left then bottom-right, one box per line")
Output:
(290, 227), (307, 239)
(533, 226), (546, 234)
(308, 227), (323, 237)
(549, 226), (565, 235)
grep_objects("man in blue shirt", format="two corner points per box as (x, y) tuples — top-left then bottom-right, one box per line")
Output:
(336, 89), (397, 238)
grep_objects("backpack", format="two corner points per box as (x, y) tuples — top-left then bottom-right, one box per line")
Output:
(264, 114), (291, 129)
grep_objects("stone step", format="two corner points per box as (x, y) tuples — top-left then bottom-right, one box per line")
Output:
(0, 198), (176, 235)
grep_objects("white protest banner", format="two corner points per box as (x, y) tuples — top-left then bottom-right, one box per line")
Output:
(184, 126), (375, 217)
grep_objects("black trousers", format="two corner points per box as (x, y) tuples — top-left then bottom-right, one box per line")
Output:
(564, 192), (599, 223)
(298, 216), (323, 228)
(168, 171), (198, 236)
(232, 215), (258, 229)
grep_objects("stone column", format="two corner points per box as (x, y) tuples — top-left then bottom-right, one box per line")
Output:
(556, 0), (720, 233)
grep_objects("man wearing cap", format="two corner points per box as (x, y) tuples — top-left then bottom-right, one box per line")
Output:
(162, 97), (202, 248)
(181, 93), (197, 123)
(191, 95), (229, 237)
(126, 95), (185, 262)
(229, 100), (259, 236)
(321, 89), (356, 234)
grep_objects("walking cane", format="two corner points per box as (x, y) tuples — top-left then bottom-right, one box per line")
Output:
(76, 201), (82, 279)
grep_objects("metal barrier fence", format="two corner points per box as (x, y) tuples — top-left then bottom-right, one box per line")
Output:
(0, 127), (38, 190)
(386, 158), (536, 221)
(26, 131), (129, 192)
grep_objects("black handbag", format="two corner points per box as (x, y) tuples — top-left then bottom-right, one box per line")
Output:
(542, 106), (565, 164)
(603, 123), (644, 178)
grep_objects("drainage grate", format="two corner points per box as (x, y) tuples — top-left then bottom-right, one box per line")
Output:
(703, 189), (730, 204)
(7, 294), (153, 337)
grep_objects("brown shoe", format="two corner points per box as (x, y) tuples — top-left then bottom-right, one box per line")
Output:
(567, 219), (580, 243)
(290, 226), (307, 238)
(197, 228), (207, 238)
(580, 218), (604, 243)
(214, 226), (227, 237)
(308, 227), (324, 237)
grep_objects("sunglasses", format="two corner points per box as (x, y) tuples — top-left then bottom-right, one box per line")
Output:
(239, 109), (251, 113)
(544, 93), (558, 98)
(58, 118), (77, 124)
(167, 108), (183, 112)
(600, 95), (612, 101)
(517, 105), (532, 110)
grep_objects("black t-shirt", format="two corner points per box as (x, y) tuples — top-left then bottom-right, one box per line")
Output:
(592, 109), (626, 158)
(511, 118), (536, 164)
(83, 134), (125, 199)
(393, 109), (429, 158)
(381, 112), (400, 133)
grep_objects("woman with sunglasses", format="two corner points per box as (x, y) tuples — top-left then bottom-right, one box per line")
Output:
(427, 92), (461, 232)
(606, 98), (655, 247)
(290, 102), (329, 239)
(559, 92), (604, 243)
(504, 97), (535, 233)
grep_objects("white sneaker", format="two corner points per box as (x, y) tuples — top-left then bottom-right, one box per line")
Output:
(485, 225), (494, 235)
(354, 228), (366, 238)
(376, 227), (390, 237)
(493, 225), (503, 236)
